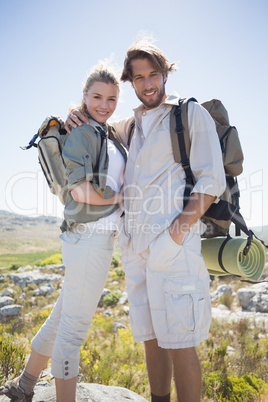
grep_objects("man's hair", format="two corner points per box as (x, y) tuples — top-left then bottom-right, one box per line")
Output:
(121, 38), (177, 82)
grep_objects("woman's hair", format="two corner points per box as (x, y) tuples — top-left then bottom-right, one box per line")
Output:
(74, 63), (120, 114)
(121, 37), (177, 82)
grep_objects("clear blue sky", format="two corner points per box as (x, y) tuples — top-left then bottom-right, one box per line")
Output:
(1, 0), (268, 229)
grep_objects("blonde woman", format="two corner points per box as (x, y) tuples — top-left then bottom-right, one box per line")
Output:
(1, 65), (126, 402)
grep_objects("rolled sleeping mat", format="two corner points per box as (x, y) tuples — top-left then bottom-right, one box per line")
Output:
(201, 237), (266, 281)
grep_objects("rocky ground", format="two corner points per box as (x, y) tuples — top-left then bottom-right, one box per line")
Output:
(2, 261), (268, 326)
(1, 257), (268, 401)
(0, 383), (147, 402)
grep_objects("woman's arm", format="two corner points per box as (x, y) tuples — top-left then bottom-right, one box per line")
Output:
(71, 181), (123, 205)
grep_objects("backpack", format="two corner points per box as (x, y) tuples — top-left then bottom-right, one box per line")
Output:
(21, 116), (69, 205)
(170, 98), (243, 238)
(127, 98), (267, 256)
(22, 116), (125, 206)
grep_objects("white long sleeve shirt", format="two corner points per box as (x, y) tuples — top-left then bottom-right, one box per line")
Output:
(113, 93), (226, 254)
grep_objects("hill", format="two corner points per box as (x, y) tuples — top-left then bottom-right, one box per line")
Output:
(0, 210), (62, 255)
(1, 210), (268, 254)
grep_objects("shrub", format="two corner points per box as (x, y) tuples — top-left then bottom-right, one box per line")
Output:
(80, 326), (150, 399)
(111, 254), (120, 268)
(9, 264), (20, 271)
(202, 372), (268, 401)
(40, 253), (62, 266)
(114, 268), (125, 278)
(218, 292), (233, 310)
(0, 334), (27, 383)
(102, 291), (121, 307)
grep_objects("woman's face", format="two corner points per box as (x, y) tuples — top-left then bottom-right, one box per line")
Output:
(83, 81), (119, 123)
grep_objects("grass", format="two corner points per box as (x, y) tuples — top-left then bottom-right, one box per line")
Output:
(0, 250), (61, 269)
(1, 249), (268, 401)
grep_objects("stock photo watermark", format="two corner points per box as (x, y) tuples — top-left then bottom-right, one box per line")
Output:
(4, 169), (266, 234)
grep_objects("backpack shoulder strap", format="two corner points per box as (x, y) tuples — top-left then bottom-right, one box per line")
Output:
(170, 97), (197, 207)
(108, 125), (128, 163)
(127, 120), (135, 148)
(170, 97), (197, 163)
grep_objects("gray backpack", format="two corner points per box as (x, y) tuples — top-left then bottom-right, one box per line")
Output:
(170, 98), (244, 238)
(22, 116), (69, 205)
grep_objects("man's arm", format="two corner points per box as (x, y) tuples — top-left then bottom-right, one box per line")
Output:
(65, 110), (89, 134)
(169, 193), (216, 245)
(65, 109), (134, 148)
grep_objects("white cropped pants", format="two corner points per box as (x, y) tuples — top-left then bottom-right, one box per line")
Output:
(31, 228), (118, 380)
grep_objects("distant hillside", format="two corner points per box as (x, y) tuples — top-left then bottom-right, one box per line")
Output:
(229, 222), (268, 244)
(0, 210), (62, 254)
(1, 209), (268, 255)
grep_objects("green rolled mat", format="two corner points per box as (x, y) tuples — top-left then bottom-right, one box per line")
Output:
(201, 237), (266, 281)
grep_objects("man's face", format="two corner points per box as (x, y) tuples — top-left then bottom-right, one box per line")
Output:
(130, 58), (167, 110)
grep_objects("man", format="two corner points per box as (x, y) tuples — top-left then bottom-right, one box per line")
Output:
(66, 38), (226, 402)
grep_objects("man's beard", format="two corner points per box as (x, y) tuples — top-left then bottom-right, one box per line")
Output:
(135, 86), (166, 110)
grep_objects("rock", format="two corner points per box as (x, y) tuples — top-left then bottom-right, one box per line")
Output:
(110, 280), (119, 285)
(33, 284), (54, 296)
(75, 383), (147, 402)
(0, 296), (15, 308)
(0, 304), (22, 317)
(0, 274), (6, 283)
(237, 282), (268, 312)
(237, 288), (256, 310)
(39, 264), (65, 271)
(17, 265), (33, 272)
(98, 288), (111, 306)
(258, 333), (266, 339)
(118, 291), (128, 305)
(123, 306), (129, 315)
(252, 293), (268, 313)
(210, 284), (233, 302)
(8, 270), (62, 287)
(217, 303), (230, 311)
(1, 288), (14, 297)
(211, 306), (268, 331)
(0, 382), (148, 401)
(227, 346), (235, 355)
(114, 322), (127, 332)
(41, 304), (55, 311)
(103, 308), (113, 317)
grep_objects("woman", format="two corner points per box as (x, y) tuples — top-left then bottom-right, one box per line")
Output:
(1, 64), (127, 402)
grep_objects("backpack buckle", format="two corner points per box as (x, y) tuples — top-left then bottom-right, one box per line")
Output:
(181, 160), (190, 169)
(175, 127), (184, 135)
(243, 230), (253, 256)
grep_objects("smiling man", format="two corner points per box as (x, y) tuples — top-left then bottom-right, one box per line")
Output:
(130, 58), (167, 109)
(65, 38), (226, 402)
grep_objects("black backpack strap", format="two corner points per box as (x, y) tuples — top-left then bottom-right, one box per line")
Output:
(220, 126), (234, 153)
(174, 98), (197, 208)
(217, 234), (236, 275)
(20, 133), (39, 150)
(205, 199), (268, 254)
(127, 121), (135, 148)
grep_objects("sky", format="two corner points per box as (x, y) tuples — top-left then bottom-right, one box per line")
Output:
(1, 0), (268, 231)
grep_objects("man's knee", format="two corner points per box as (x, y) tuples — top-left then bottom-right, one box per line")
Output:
(170, 346), (199, 362)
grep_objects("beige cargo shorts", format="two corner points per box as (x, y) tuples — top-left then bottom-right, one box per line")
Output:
(122, 228), (211, 349)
